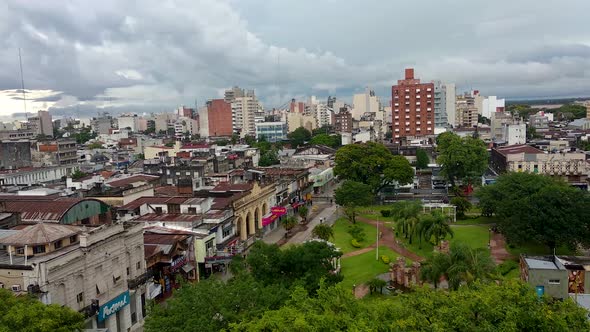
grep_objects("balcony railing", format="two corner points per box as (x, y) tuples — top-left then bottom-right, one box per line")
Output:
(128, 270), (155, 289)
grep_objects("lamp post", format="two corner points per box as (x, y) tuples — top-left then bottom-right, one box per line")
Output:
(488, 228), (492, 250)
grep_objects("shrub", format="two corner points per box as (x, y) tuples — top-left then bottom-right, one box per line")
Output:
(348, 224), (366, 242)
(351, 239), (361, 248)
(380, 210), (392, 218)
(381, 255), (390, 264)
(496, 260), (519, 276)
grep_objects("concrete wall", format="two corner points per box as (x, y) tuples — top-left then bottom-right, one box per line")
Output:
(528, 269), (568, 299)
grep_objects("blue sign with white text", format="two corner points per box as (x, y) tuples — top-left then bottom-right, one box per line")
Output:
(98, 290), (130, 322)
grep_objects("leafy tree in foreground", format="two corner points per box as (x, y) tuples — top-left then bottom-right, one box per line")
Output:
(334, 142), (413, 193)
(246, 241), (342, 293)
(288, 127), (312, 148)
(145, 275), (289, 332)
(0, 289), (84, 332)
(312, 224), (334, 241)
(417, 210), (454, 246)
(436, 132), (488, 187)
(334, 180), (373, 223)
(297, 206), (308, 223)
(229, 281), (590, 331)
(476, 172), (590, 250)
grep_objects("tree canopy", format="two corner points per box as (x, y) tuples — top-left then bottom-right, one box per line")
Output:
(229, 281), (589, 331)
(288, 127), (312, 148)
(310, 133), (341, 148)
(334, 142), (414, 193)
(436, 132), (488, 187)
(0, 289), (84, 332)
(476, 172), (590, 249)
(415, 148), (429, 169)
(334, 180), (374, 207)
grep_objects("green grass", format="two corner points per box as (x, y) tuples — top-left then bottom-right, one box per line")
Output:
(393, 224), (491, 259)
(455, 216), (499, 225)
(339, 246), (407, 290)
(504, 267), (520, 279)
(506, 242), (577, 257)
(331, 218), (377, 254)
(450, 225), (491, 250)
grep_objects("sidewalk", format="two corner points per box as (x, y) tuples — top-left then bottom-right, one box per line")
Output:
(286, 203), (339, 245)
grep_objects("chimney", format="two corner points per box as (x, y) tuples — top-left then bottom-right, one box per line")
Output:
(405, 68), (415, 80)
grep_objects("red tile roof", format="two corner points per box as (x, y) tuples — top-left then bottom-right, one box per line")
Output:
(211, 182), (253, 192)
(1, 198), (105, 222)
(118, 196), (192, 211)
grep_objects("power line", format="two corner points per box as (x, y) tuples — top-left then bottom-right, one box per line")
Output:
(18, 48), (28, 121)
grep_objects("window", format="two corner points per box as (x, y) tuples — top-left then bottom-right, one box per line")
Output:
(154, 207), (163, 214)
(54, 240), (63, 250)
(33, 245), (46, 254)
(187, 207), (197, 214)
(223, 227), (232, 238)
(126, 267), (130, 276)
(77, 292), (84, 303)
(137, 261), (141, 270)
(548, 279), (560, 285)
(69, 235), (77, 243)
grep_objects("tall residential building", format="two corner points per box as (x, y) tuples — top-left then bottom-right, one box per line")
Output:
(177, 106), (195, 119)
(206, 99), (233, 137)
(445, 83), (457, 127)
(28, 110), (53, 137)
(332, 108), (353, 133)
(117, 115), (139, 132)
(91, 113), (115, 134)
(491, 111), (517, 140)
(391, 68), (434, 142)
(289, 99), (305, 113)
(352, 87), (381, 120)
(481, 96), (505, 119)
(432, 81), (448, 128)
(34, 139), (78, 166)
(226, 87), (259, 138)
(456, 93), (478, 128)
(287, 112), (316, 133)
(153, 113), (177, 133)
(305, 96), (331, 128)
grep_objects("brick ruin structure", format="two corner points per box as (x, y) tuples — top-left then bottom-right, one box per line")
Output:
(389, 257), (421, 287)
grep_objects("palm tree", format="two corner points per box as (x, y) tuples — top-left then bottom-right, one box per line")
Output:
(367, 278), (387, 294)
(445, 242), (496, 290)
(419, 210), (454, 246)
(420, 252), (451, 289)
(282, 216), (298, 236)
(312, 224), (334, 241)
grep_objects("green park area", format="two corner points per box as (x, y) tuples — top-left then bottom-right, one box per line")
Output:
(339, 246), (406, 290)
(331, 217), (377, 253)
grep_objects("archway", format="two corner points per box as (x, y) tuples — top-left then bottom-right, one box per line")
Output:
(255, 206), (261, 230)
(236, 216), (246, 240)
(262, 202), (268, 216)
(246, 210), (254, 237)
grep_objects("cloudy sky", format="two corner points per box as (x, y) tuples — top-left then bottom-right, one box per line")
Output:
(1, 0), (589, 118)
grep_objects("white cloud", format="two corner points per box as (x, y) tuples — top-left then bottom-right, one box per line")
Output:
(0, 0), (589, 116)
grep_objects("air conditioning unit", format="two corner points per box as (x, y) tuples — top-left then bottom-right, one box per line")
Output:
(11, 285), (22, 292)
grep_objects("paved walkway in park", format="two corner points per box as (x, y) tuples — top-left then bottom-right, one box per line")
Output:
(490, 232), (512, 264)
(357, 216), (425, 262)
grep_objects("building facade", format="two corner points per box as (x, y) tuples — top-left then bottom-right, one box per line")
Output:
(0, 223), (147, 331)
(207, 99), (233, 137)
(456, 93), (478, 128)
(34, 139), (77, 166)
(391, 68), (435, 142)
(432, 81), (448, 128)
(0, 140), (32, 170)
(255, 122), (287, 142)
(352, 88), (380, 121)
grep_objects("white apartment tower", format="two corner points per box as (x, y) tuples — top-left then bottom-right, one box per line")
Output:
(226, 87), (260, 137)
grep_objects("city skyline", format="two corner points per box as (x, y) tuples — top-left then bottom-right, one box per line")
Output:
(1, 0), (589, 117)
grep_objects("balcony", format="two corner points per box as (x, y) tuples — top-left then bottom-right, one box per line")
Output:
(128, 270), (155, 289)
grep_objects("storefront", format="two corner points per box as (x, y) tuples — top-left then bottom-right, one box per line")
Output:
(262, 206), (287, 233)
(97, 290), (130, 331)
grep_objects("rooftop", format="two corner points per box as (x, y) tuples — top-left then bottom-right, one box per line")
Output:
(133, 213), (202, 223)
(1, 197), (102, 222)
(211, 182), (253, 193)
(494, 144), (544, 156)
(118, 196), (192, 211)
(105, 174), (160, 188)
(0, 223), (81, 246)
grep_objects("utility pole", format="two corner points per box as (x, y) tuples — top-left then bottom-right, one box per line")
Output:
(376, 221), (379, 261)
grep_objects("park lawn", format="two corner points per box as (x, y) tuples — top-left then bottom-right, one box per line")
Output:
(507, 242), (577, 257)
(455, 216), (499, 225)
(449, 225), (491, 250)
(339, 246), (407, 290)
(357, 205), (395, 222)
(331, 217), (377, 254)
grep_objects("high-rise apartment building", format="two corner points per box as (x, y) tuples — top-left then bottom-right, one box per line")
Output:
(445, 83), (457, 127)
(456, 93), (478, 128)
(206, 99), (233, 137)
(391, 68), (434, 142)
(226, 87), (260, 137)
(333, 108), (353, 133)
(352, 87), (381, 120)
(432, 81), (448, 128)
(28, 110), (53, 137)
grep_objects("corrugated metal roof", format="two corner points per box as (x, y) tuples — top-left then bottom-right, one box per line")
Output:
(106, 174), (160, 188)
(134, 213), (202, 223)
(0, 223), (81, 246)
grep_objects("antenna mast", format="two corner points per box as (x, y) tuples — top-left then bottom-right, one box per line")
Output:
(18, 48), (28, 121)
